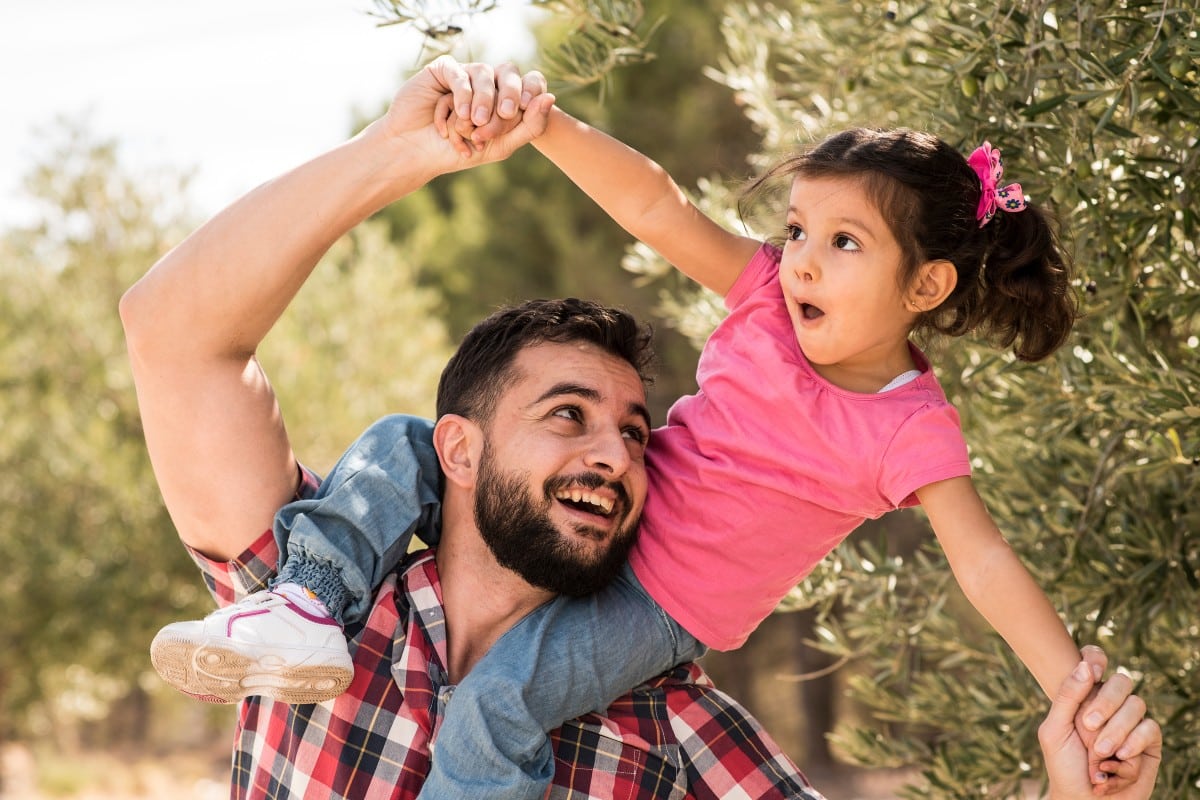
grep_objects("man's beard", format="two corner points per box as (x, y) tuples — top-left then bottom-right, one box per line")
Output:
(474, 444), (639, 597)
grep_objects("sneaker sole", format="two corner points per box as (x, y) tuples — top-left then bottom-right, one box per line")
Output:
(150, 630), (354, 705)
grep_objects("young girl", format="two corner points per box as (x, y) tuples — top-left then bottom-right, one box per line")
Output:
(151, 77), (1130, 796)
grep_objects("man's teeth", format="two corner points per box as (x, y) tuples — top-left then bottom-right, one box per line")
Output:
(555, 488), (614, 515)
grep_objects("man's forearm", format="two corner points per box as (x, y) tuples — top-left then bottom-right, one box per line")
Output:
(118, 119), (438, 556)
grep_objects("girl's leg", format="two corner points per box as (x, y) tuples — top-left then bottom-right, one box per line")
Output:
(418, 563), (705, 800)
(272, 413), (442, 626)
(150, 414), (442, 704)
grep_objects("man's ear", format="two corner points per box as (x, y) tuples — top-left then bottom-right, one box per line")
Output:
(433, 414), (483, 489)
(907, 259), (957, 312)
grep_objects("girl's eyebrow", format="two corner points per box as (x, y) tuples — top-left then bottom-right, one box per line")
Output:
(786, 205), (877, 241)
(833, 217), (876, 240)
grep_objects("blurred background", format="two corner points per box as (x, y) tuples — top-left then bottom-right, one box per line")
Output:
(1, 1), (1196, 797)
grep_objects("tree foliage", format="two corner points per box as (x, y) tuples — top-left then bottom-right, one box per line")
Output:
(0, 127), (201, 741)
(699, 2), (1198, 797)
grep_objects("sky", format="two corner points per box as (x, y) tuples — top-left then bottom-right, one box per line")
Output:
(0, 0), (539, 227)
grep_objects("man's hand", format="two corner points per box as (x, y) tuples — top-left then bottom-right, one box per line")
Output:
(1071, 646), (1149, 793)
(1040, 651), (1162, 799)
(381, 55), (553, 172)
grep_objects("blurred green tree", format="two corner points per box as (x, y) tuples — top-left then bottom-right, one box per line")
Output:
(0, 126), (203, 748)
(0, 125), (455, 757)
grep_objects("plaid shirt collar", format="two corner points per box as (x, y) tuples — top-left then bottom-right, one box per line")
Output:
(388, 552), (448, 742)
(387, 551), (708, 754)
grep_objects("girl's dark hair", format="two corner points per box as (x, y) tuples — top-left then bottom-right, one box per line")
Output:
(436, 297), (655, 423)
(746, 128), (1078, 362)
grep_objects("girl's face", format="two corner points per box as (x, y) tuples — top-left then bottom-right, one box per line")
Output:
(779, 175), (921, 393)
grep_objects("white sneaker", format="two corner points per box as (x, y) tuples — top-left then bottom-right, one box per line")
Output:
(150, 590), (354, 704)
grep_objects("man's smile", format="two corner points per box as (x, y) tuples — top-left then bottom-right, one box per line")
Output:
(553, 486), (616, 517)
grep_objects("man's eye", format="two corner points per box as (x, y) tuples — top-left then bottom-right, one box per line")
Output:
(552, 407), (583, 423)
(785, 224), (805, 241)
(834, 233), (861, 251)
(623, 427), (648, 445)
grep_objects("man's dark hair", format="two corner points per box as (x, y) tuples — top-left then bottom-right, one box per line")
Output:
(435, 298), (655, 424)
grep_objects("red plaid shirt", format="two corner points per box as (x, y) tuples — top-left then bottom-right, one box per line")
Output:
(188, 470), (824, 800)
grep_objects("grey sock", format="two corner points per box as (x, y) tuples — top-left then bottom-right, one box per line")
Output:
(273, 555), (350, 625)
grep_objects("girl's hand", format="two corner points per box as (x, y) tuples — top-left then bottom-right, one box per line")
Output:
(1066, 646), (1158, 796)
(378, 55), (552, 173)
(429, 58), (552, 157)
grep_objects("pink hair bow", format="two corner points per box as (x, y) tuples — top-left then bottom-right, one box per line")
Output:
(967, 141), (1027, 227)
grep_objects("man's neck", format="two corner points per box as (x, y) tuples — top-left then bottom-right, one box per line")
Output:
(434, 515), (556, 683)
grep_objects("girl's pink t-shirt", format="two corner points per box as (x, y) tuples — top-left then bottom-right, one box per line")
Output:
(628, 244), (971, 650)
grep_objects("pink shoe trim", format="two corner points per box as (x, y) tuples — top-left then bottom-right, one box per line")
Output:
(222, 593), (342, 638)
(226, 607), (270, 637)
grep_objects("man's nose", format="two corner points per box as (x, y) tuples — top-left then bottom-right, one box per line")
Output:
(583, 428), (633, 477)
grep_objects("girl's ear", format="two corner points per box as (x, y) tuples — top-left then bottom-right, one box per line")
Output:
(434, 414), (483, 489)
(907, 259), (957, 312)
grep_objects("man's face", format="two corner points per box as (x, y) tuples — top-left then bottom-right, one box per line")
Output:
(473, 341), (650, 596)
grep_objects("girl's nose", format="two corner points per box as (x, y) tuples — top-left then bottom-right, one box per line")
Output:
(787, 248), (819, 282)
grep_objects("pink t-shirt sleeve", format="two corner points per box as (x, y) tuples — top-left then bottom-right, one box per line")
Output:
(724, 243), (780, 310)
(879, 403), (972, 508)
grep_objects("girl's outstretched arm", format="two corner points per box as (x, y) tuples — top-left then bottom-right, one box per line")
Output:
(918, 476), (1153, 794)
(532, 107), (760, 297)
(917, 475), (1080, 697)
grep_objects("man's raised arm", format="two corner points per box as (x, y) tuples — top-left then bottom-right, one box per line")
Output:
(120, 58), (551, 560)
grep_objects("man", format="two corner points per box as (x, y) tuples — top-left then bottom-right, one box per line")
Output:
(121, 59), (826, 799)
(121, 57), (1156, 799)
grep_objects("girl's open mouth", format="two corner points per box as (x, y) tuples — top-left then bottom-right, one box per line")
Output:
(801, 303), (825, 320)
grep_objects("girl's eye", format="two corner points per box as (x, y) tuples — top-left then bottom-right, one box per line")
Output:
(833, 233), (861, 251)
(785, 224), (805, 242)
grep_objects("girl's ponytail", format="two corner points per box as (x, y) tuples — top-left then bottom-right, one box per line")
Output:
(973, 205), (1078, 361)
